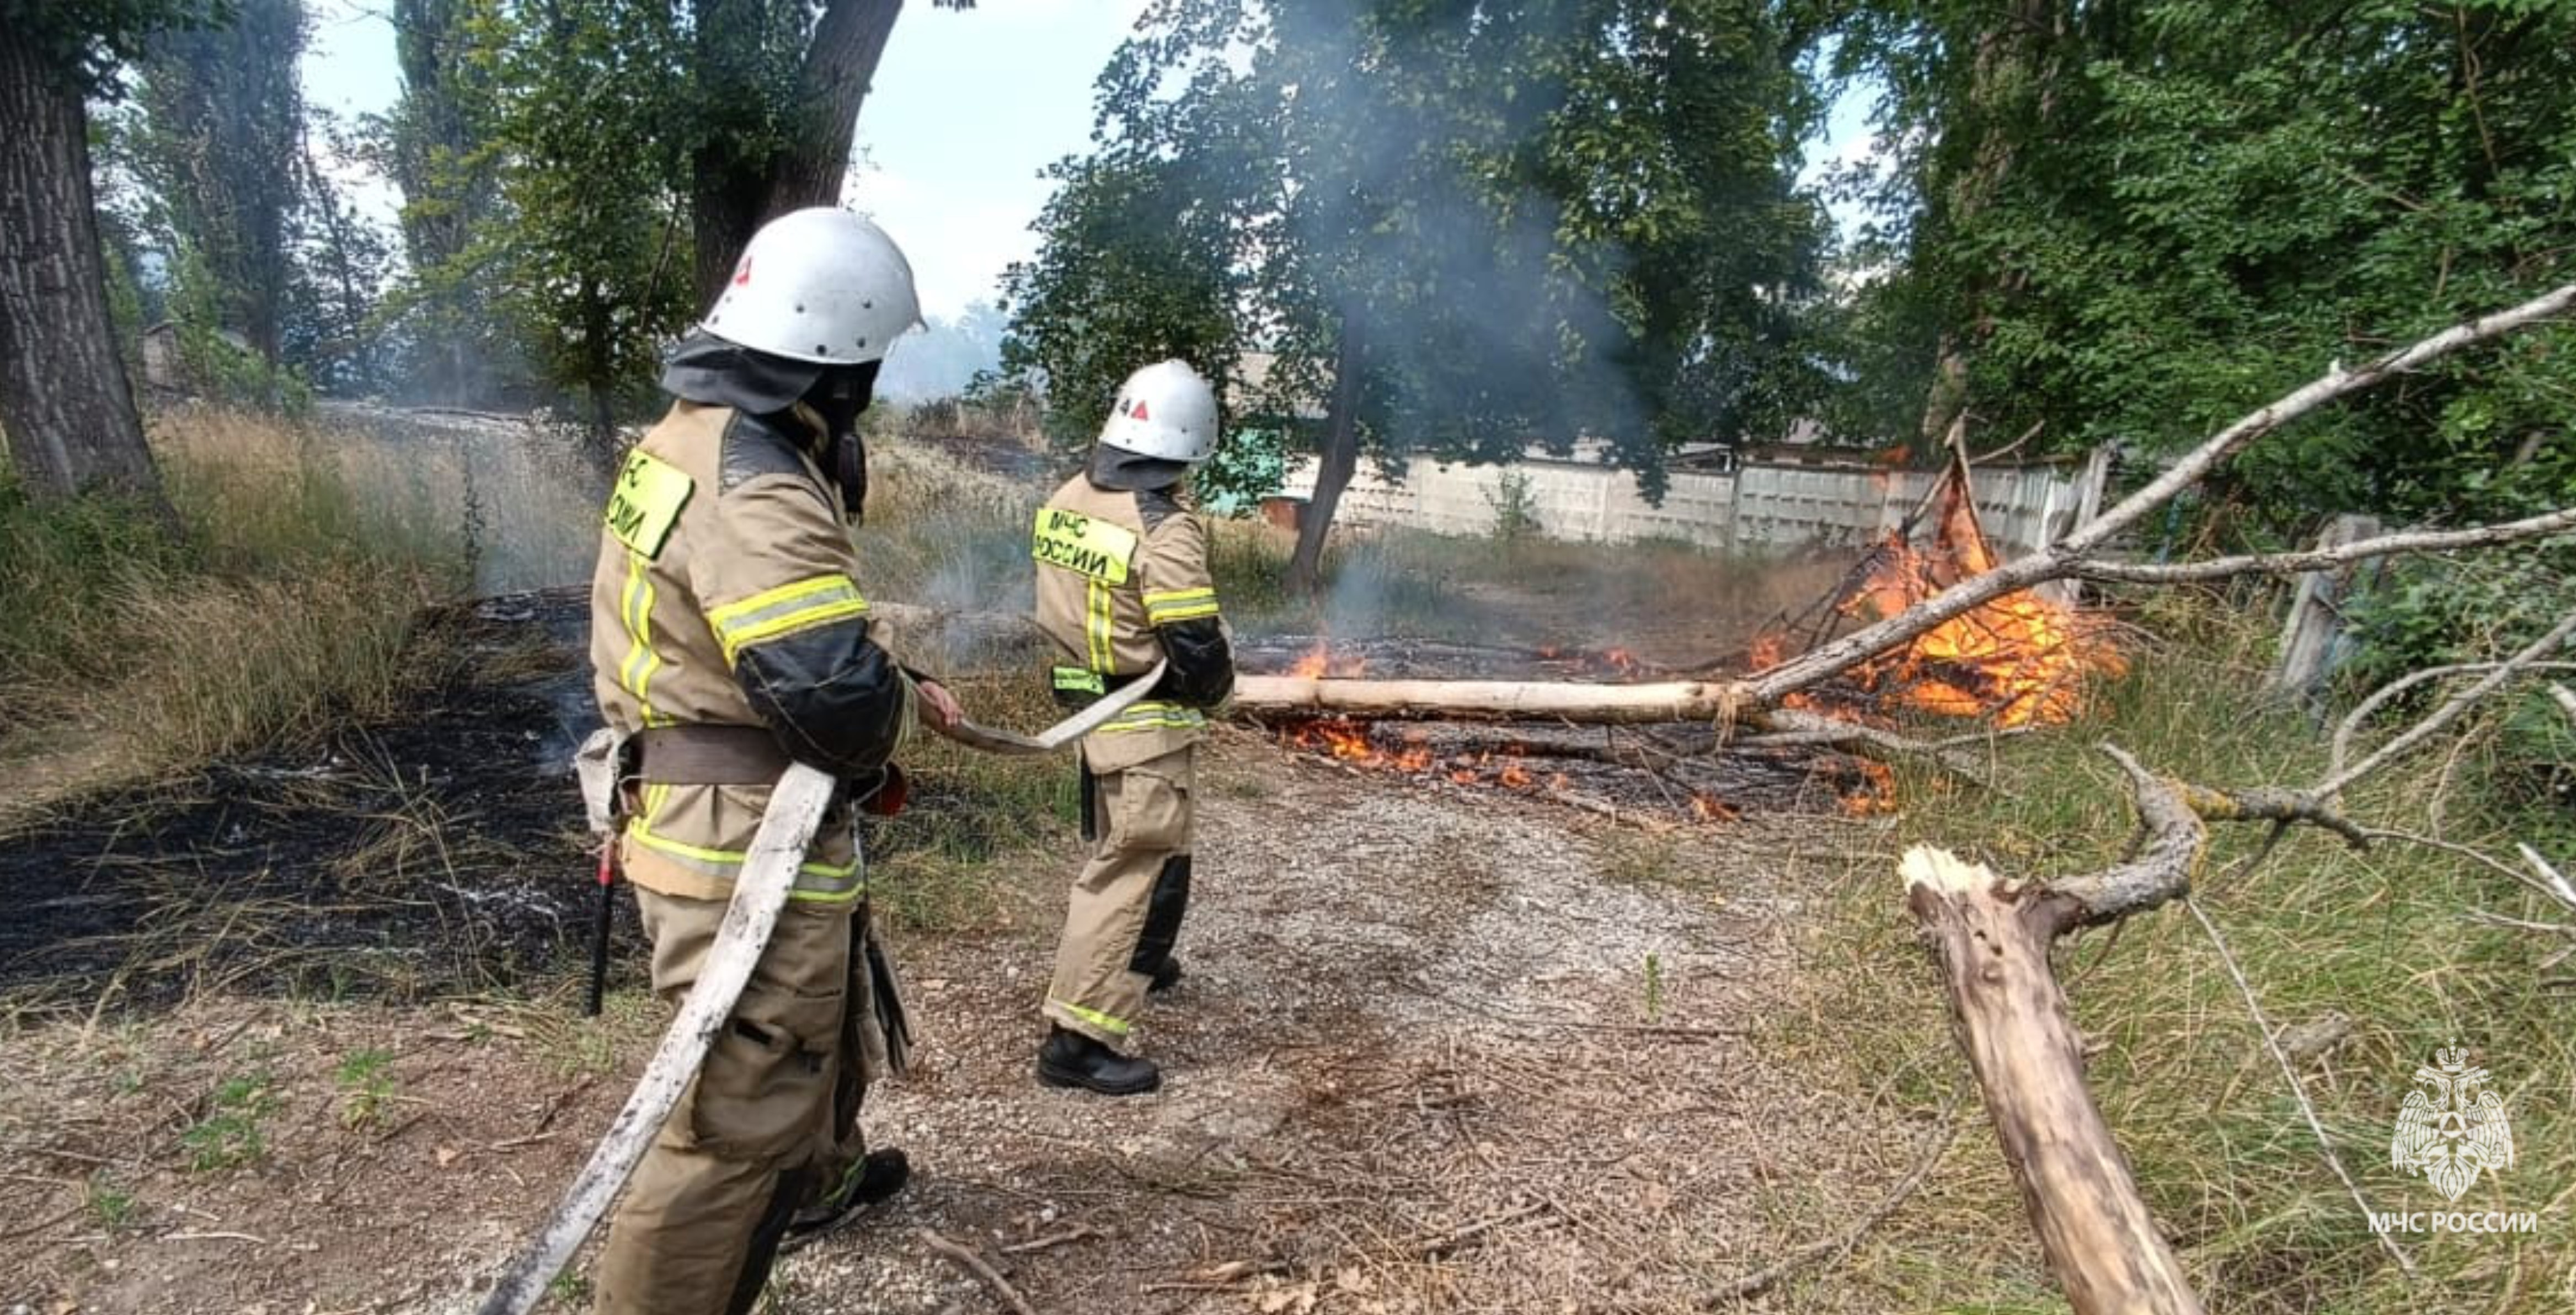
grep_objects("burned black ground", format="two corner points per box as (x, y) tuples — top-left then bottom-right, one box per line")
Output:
(0, 597), (626, 1015)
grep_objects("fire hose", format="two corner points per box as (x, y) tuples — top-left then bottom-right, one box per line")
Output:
(475, 664), (1166, 1315)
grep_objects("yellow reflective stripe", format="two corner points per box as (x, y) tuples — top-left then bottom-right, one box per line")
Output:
(1050, 998), (1131, 1036)
(1142, 587), (1220, 624)
(707, 574), (869, 667)
(1098, 701), (1205, 733)
(626, 821), (866, 900)
(1146, 602), (1220, 623)
(1085, 579), (1113, 673)
(616, 552), (669, 726)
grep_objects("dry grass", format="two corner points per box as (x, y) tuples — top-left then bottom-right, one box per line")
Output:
(843, 443), (1079, 934)
(858, 439), (1044, 614)
(1772, 591), (2576, 1312)
(0, 408), (471, 797)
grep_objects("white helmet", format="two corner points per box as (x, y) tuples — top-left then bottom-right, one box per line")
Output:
(701, 207), (923, 365)
(1098, 359), (1220, 462)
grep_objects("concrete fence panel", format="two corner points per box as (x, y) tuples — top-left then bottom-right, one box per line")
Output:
(1281, 447), (2105, 560)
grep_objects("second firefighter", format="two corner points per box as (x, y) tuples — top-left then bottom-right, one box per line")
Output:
(1028, 359), (1236, 1095)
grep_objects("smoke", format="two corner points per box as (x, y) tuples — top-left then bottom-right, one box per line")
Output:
(1254, 1), (1656, 477)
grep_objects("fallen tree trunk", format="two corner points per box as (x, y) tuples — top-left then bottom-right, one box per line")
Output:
(1231, 673), (1750, 724)
(1901, 745), (2212, 1315)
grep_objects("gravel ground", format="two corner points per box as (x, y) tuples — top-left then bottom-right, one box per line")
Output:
(1, 729), (1938, 1315)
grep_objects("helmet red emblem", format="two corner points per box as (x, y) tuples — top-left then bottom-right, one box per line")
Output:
(732, 255), (754, 286)
(1131, 399), (1150, 421)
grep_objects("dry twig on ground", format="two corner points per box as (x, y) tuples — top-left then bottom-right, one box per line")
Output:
(918, 1227), (1040, 1315)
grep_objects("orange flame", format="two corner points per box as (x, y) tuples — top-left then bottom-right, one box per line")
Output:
(1757, 468), (2124, 729)
(1841, 760), (1897, 815)
(1284, 719), (1430, 771)
(1287, 638), (1366, 680)
(1690, 794), (1737, 822)
(1841, 504), (2124, 727)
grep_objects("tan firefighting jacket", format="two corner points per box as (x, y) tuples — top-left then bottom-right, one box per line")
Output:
(590, 400), (915, 903)
(1030, 473), (1231, 773)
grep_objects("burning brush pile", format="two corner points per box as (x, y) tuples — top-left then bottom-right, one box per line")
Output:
(1246, 462), (2125, 823)
(1756, 459), (2128, 730)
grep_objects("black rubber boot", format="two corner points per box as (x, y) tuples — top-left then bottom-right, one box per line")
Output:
(1037, 1025), (1162, 1095)
(784, 1147), (910, 1240)
(1147, 958), (1183, 995)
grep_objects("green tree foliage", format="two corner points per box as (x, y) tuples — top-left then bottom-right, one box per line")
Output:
(467, 0), (696, 457)
(371, 0), (971, 423)
(372, 0), (513, 405)
(1820, 0), (2576, 535)
(0, 0), (235, 91)
(1002, 0), (1832, 588)
(131, 0), (306, 367)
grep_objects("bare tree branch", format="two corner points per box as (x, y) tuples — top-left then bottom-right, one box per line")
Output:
(2071, 508), (2576, 584)
(2359, 826), (2570, 905)
(2519, 842), (2576, 912)
(917, 1228), (1039, 1315)
(2333, 661), (2576, 778)
(2044, 744), (2208, 929)
(2056, 282), (2576, 560)
(2166, 781), (2370, 850)
(1739, 707), (1998, 782)
(2317, 611), (2576, 798)
(1750, 282), (2576, 705)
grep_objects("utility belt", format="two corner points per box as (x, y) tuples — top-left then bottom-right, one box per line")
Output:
(630, 723), (794, 783)
(623, 723), (905, 815)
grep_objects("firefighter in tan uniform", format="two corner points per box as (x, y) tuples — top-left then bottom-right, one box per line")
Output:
(1030, 360), (1235, 1095)
(586, 208), (960, 1314)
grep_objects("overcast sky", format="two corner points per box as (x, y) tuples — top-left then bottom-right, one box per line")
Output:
(300, 2), (1870, 323)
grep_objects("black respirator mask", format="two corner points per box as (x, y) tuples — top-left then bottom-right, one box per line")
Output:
(805, 361), (881, 525)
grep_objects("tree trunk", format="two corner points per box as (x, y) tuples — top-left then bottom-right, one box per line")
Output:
(1285, 306), (1365, 596)
(581, 279), (618, 467)
(691, 0), (906, 307)
(768, 0), (902, 210)
(0, 39), (170, 511)
(1232, 674), (1748, 725)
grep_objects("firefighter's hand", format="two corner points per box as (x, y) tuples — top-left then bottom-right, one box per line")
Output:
(913, 678), (963, 734)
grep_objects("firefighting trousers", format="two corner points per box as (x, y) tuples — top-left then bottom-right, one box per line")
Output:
(1045, 747), (1194, 1048)
(595, 889), (878, 1315)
